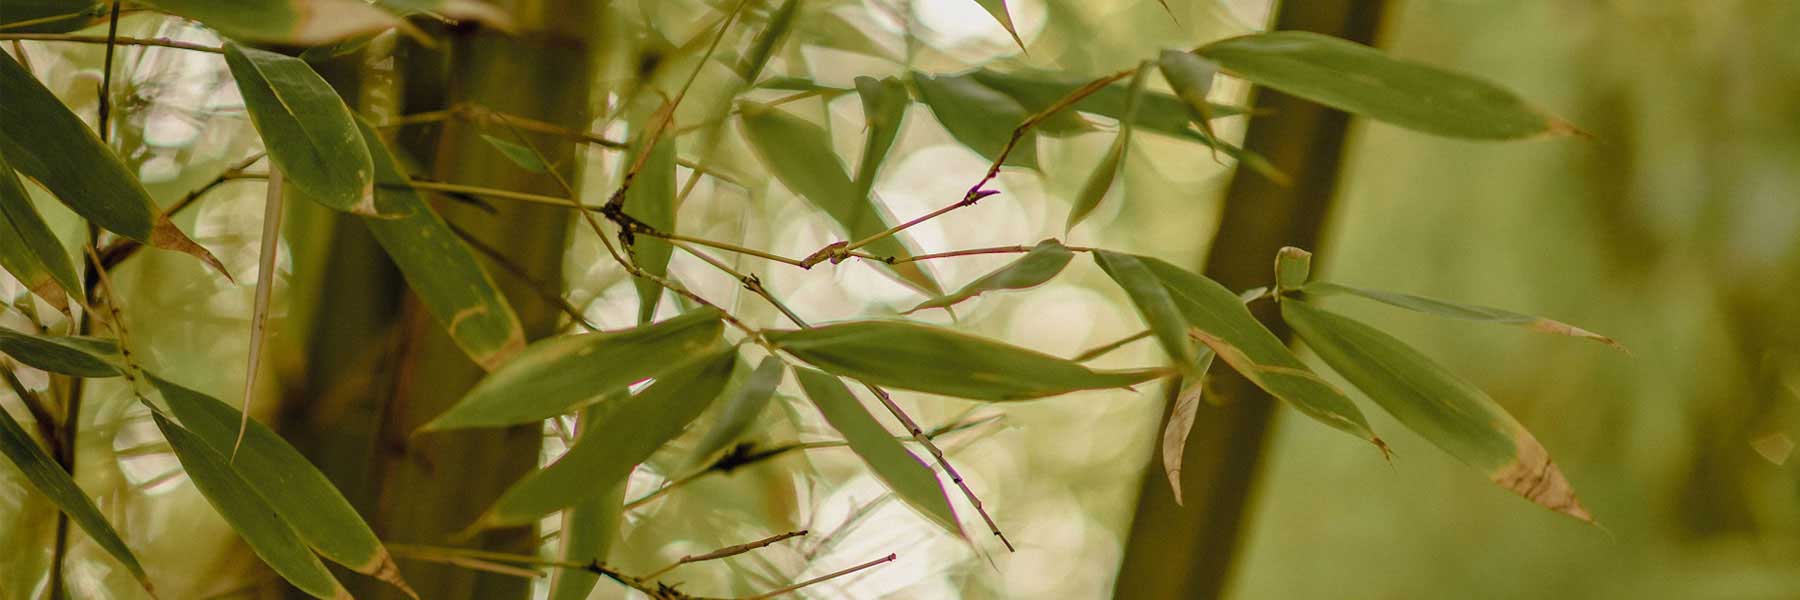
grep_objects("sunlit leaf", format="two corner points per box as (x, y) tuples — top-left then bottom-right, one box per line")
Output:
(794, 367), (962, 537)
(356, 119), (527, 370)
(0, 52), (225, 275)
(1281, 300), (1592, 521)
(224, 42), (380, 215)
(144, 0), (402, 45)
(420, 308), (726, 432)
(1160, 349), (1216, 505)
(795, 7), (898, 62)
(1132, 255), (1382, 447)
(1093, 250), (1198, 372)
(0, 147), (77, 311)
(687, 356), (786, 469)
(912, 73), (1039, 169)
(904, 239), (1073, 314)
(0, 325), (120, 377)
(473, 351), (736, 529)
(969, 0), (1026, 51)
(549, 393), (627, 600)
(1066, 64), (1149, 231)
(1302, 281), (1621, 349)
(765, 320), (1164, 401)
(0, 1), (108, 33)
(853, 76), (909, 202)
(478, 134), (549, 173)
(738, 0), (798, 82)
(738, 104), (942, 295)
(0, 402), (152, 594)
(1157, 49), (1221, 154)
(151, 376), (415, 596)
(1196, 32), (1576, 139)
(152, 413), (348, 599)
(625, 126), (677, 324)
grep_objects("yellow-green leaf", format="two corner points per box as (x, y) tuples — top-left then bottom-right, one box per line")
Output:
(912, 72), (1038, 169)
(794, 367), (962, 537)
(548, 392), (627, 600)
(738, 0), (798, 82)
(969, 0), (1026, 50)
(1282, 300), (1592, 521)
(0, 147), (77, 311)
(0, 52), (225, 275)
(151, 376), (415, 596)
(0, 402), (152, 594)
(356, 119), (526, 370)
(152, 413), (347, 599)
(473, 351), (736, 530)
(1094, 250), (1198, 373)
(224, 43), (380, 215)
(904, 239), (1073, 314)
(1197, 31), (1575, 139)
(765, 320), (1163, 401)
(1157, 49), (1222, 156)
(1273, 246), (1312, 294)
(686, 356), (786, 470)
(420, 308), (726, 432)
(1066, 64), (1149, 231)
(1302, 281), (1621, 349)
(625, 126), (677, 324)
(144, 0), (401, 45)
(852, 76), (910, 202)
(0, 325), (121, 378)
(478, 134), (549, 173)
(738, 105), (942, 295)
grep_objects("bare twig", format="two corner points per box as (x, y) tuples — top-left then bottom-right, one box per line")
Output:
(643, 530), (808, 580)
(739, 553), (897, 600)
(1073, 329), (1153, 362)
(0, 33), (222, 54)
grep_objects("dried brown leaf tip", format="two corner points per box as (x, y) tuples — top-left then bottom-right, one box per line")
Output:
(1493, 431), (1593, 523)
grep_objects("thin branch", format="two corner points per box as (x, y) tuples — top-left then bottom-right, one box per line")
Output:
(643, 530), (808, 580)
(395, 179), (599, 211)
(1073, 329), (1153, 362)
(0, 33), (222, 54)
(650, 231), (809, 268)
(879, 243), (1094, 265)
(739, 554), (897, 600)
(445, 222), (600, 332)
(860, 381), (1014, 551)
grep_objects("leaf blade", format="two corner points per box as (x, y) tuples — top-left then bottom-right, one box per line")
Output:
(904, 239), (1072, 314)
(852, 76), (910, 202)
(1302, 281), (1621, 349)
(1066, 64), (1149, 231)
(224, 42), (380, 215)
(0, 402), (152, 594)
(143, 0), (401, 44)
(1160, 350), (1216, 505)
(0, 146), (78, 311)
(625, 126), (677, 323)
(687, 356), (786, 469)
(912, 72), (1038, 169)
(1093, 250), (1199, 372)
(0, 325), (121, 378)
(795, 367), (962, 537)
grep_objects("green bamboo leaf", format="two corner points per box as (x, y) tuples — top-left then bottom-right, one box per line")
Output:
(904, 239), (1073, 314)
(755, 77), (853, 95)
(0, 52), (226, 276)
(478, 134), (549, 173)
(473, 351), (736, 530)
(912, 72), (1039, 169)
(795, 7), (898, 62)
(852, 76), (910, 202)
(794, 367), (962, 537)
(1157, 49), (1222, 155)
(356, 119), (527, 370)
(1281, 300), (1593, 521)
(738, 0), (798, 82)
(152, 413), (347, 599)
(0, 402), (153, 594)
(142, 0), (401, 45)
(1196, 31), (1576, 139)
(1133, 255), (1382, 448)
(687, 356), (786, 469)
(1093, 250), (1198, 372)
(765, 320), (1164, 401)
(420, 308), (726, 432)
(0, 325), (121, 377)
(1160, 349), (1215, 505)
(150, 376), (416, 596)
(373, 0), (512, 29)
(224, 42), (380, 216)
(968, 0), (1026, 51)
(0, 147), (78, 312)
(1273, 246), (1312, 294)
(1302, 281), (1622, 349)
(625, 128), (677, 324)
(1066, 64), (1149, 231)
(0, 1), (108, 33)
(738, 104), (943, 295)
(548, 392), (627, 600)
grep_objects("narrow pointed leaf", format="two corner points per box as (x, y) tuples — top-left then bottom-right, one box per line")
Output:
(912, 73), (1039, 169)
(904, 239), (1072, 314)
(687, 356), (786, 469)
(421, 308), (725, 431)
(0, 147), (78, 311)
(233, 168), (284, 458)
(1093, 250), (1197, 372)
(1133, 255), (1381, 446)
(0, 325), (121, 377)
(1197, 31), (1575, 139)
(738, 0), (798, 82)
(0, 403), (152, 594)
(1160, 349), (1215, 505)
(969, 0), (1026, 51)
(152, 376), (415, 596)
(474, 352), (736, 529)
(478, 134), (549, 173)
(224, 43), (380, 215)
(794, 367), (962, 537)
(1302, 281), (1621, 349)
(1157, 49), (1221, 154)
(626, 128), (677, 323)
(549, 392), (627, 600)
(0, 52), (225, 275)
(357, 119), (527, 369)
(1282, 300), (1592, 521)
(739, 105), (942, 294)
(1066, 65), (1149, 231)
(152, 414), (347, 599)
(852, 76), (910, 201)
(143, 0), (401, 44)
(765, 320), (1163, 401)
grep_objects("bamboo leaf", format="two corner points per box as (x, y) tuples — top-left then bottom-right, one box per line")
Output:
(478, 134), (549, 173)
(0, 402), (153, 594)
(738, 104), (942, 295)
(1093, 250), (1198, 372)
(687, 356), (786, 469)
(0, 325), (121, 377)
(151, 376), (416, 596)
(143, 0), (402, 45)
(625, 127), (677, 324)
(548, 392), (628, 600)
(968, 0), (1026, 51)
(473, 351), (736, 529)
(224, 43), (380, 216)
(912, 72), (1038, 169)
(794, 367), (962, 537)
(1273, 246), (1311, 294)
(356, 119), (527, 370)
(1196, 32), (1576, 139)
(0, 1), (108, 33)
(904, 239), (1072, 314)
(1132, 255), (1383, 448)
(765, 320), (1164, 401)
(1066, 64), (1149, 231)
(1157, 49), (1221, 156)
(420, 308), (726, 432)
(0, 52), (225, 276)
(1281, 300), (1592, 521)
(1302, 281), (1621, 349)
(1160, 349), (1216, 505)
(738, 0), (798, 82)
(0, 147), (78, 311)
(152, 413), (348, 599)
(852, 76), (910, 202)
